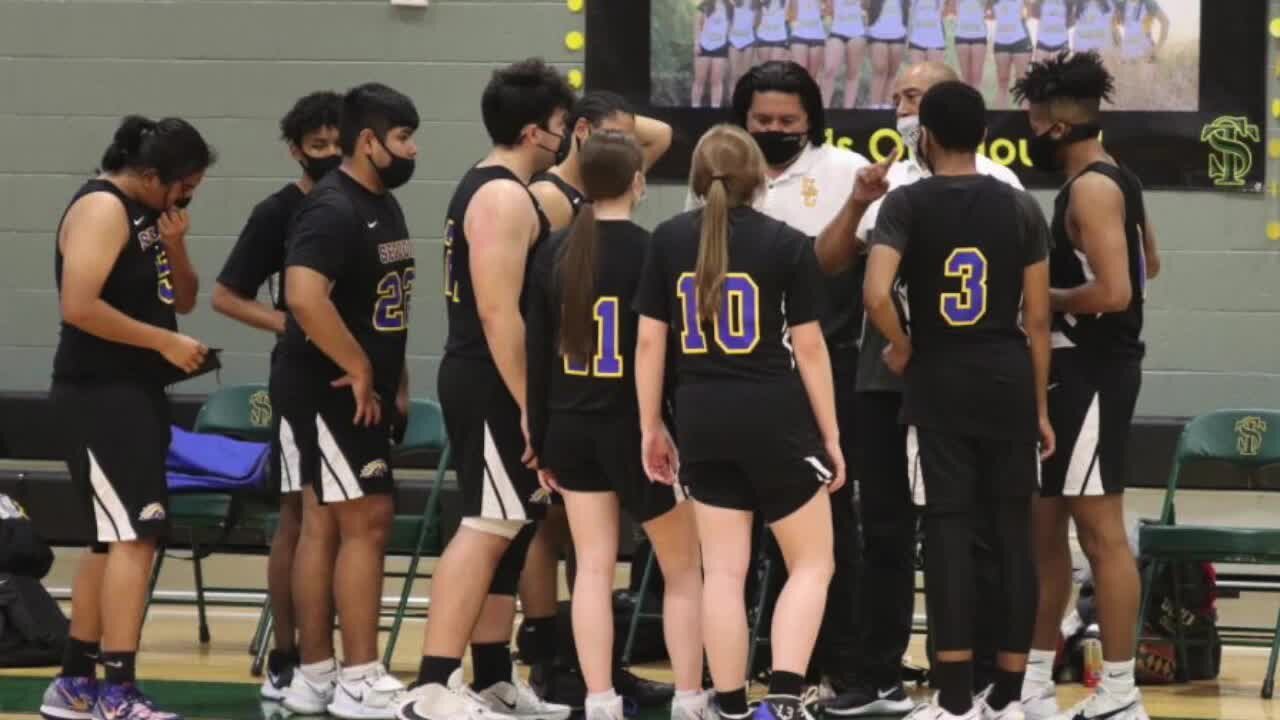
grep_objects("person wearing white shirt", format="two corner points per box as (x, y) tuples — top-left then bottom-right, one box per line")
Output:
(688, 60), (873, 706)
(815, 61), (1025, 716)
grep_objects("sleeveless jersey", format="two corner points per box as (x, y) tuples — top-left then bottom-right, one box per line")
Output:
(791, 0), (827, 41)
(53, 179), (177, 385)
(700, 1), (731, 51)
(1073, 1), (1113, 52)
(868, 0), (908, 39)
(730, 1), (758, 48)
(909, 0), (946, 49)
(1050, 162), (1147, 360)
(954, 0), (990, 40)
(757, 0), (790, 43)
(994, 0), (1030, 44)
(443, 165), (550, 362)
(831, 0), (865, 38)
(1036, 0), (1070, 47)
(531, 170), (586, 222)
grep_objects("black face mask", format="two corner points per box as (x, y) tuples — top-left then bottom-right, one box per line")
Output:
(535, 128), (565, 172)
(751, 131), (807, 167)
(302, 153), (341, 182)
(554, 132), (575, 166)
(371, 136), (415, 190)
(1028, 123), (1101, 173)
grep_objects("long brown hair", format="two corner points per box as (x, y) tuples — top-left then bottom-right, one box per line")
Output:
(688, 124), (766, 326)
(558, 130), (644, 365)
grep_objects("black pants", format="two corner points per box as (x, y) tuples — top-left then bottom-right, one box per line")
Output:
(852, 391), (917, 687)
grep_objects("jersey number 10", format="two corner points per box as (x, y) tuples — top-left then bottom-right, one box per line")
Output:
(676, 272), (760, 354)
(563, 297), (624, 378)
(939, 248), (988, 327)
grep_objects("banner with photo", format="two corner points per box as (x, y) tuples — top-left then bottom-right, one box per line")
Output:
(585, 0), (1264, 191)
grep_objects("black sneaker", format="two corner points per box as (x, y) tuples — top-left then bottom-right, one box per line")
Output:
(821, 683), (914, 717)
(260, 650), (296, 701)
(613, 667), (674, 707)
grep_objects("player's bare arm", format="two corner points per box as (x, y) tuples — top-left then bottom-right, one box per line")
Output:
(467, 178), (537, 413)
(212, 282), (287, 334)
(60, 194), (207, 372)
(815, 150), (897, 274)
(157, 207), (199, 314)
(1023, 258), (1055, 459)
(1142, 217), (1160, 280)
(790, 320), (846, 493)
(635, 115), (674, 171)
(1051, 172), (1132, 314)
(863, 243), (911, 372)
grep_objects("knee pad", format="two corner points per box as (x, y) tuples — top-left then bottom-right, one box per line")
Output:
(488, 521), (538, 596)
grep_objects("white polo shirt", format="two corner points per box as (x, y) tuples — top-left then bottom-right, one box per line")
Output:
(686, 142), (872, 237)
(856, 154), (1024, 240)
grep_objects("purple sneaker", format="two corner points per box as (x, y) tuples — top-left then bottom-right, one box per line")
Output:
(92, 683), (183, 720)
(40, 677), (98, 720)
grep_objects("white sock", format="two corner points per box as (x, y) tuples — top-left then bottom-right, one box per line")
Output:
(586, 690), (619, 707)
(674, 689), (706, 706)
(341, 661), (380, 682)
(1024, 649), (1056, 688)
(300, 658), (337, 683)
(1101, 659), (1135, 697)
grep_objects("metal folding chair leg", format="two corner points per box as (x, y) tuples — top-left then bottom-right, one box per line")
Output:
(249, 595), (271, 656)
(143, 547), (167, 623)
(192, 547), (211, 644)
(1264, 605), (1280, 699)
(621, 552), (658, 666)
(252, 610), (275, 678)
(746, 540), (775, 687)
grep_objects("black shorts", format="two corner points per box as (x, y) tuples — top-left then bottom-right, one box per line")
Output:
(829, 32), (865, 42)
(52, 381), (172, 551)
(699, 44), (730, 58)
(756, 38), (790, 48)
(790, 36), (827, 47)
(543, 412), (681, 524)
(906, 427), (1039, 512)
(268, 401), (304, 496)
(1036, 41), (1068, 53)
(439, 355), (545, 522)
(909, 42), (946, 52)
(682, 454), (831, 524)
(271, 378), (395, 505)
(955, 35), (988, 45)
(867, 35), (907, 45)
(994, 38), (1033, 54)
(1039, 350), (1141, 498)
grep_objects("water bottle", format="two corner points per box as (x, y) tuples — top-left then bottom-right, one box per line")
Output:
(1081, 624), (1103, 688)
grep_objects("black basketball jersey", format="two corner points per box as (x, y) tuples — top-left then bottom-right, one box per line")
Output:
(277, 170), (414, 398)
(52, 179), (178, 385)
(531, 170), (586, 220)
(633, 207), (824, 385)
(442, 165), (550, 361)
(217, 183), (306, 311)
(526, 221), (649, 450)
(871, 175), (1050, 440)
(1050, 161), (1147, 360)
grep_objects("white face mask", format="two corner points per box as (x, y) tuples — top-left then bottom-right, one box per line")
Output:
(896, 115), (922, 164)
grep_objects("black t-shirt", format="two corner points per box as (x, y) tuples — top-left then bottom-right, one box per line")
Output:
(870, 175), (1050, 441)
(442, 165), (550, 362)
(526, 220), (649, 454)
(1050, 161), (1147, 362)
(53, 179), (178, 385)
(634, 207), (824, 384)
(216, 183), (305, 311)
(276, 171), (414, 398)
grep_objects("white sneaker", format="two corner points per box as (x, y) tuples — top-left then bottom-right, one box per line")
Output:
(671, 690), (714, 720)
(585, 696), (625, 720)
(974, 685), (1025, 720)
(1019, 684), (1058, 720)
(398, 670), (518, 720)
(1051, 687), (1145, 720)
(260, 665), (292, 701)
(903, 695), (981, 720)
(282, 666), (337, 715)
(328, 664), (408, 719)
(470, 671), (572, 720)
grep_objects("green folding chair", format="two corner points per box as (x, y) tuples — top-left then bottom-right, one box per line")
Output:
(248, 398), (450, 674)
(1137, 409), (1280, 697)
(146, 384), (276, 644)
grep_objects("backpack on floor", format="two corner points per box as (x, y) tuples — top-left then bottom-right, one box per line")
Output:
(0, 573), (68, 667)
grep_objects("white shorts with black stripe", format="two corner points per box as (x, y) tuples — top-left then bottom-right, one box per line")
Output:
(1039, 349), (1142, 497)
(271, 378), (395, 505)
(438, 355), (544, 523)
(51, 381), (173, 551)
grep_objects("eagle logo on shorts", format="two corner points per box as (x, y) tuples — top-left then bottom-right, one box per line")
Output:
(360, 460), (389, 479)
(139, 503), (166, 521)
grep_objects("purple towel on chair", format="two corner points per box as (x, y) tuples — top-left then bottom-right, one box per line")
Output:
(166, 426), (269, 493)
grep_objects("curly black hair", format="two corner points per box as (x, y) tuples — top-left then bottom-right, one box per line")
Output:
(1011, 50), (1115, 107)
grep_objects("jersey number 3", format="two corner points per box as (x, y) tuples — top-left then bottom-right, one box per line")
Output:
(939, 248), (987, 327)
(564, 297), (624, 378)
(374, 268), (416, 332)
(677, 272), (760, 354)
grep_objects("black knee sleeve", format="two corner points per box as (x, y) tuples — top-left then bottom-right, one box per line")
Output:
(489, 521), (538, 596)
(991, 497), (1036, 654)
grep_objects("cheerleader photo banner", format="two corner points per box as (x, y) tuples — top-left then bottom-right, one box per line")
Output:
(587, 0), (1265, 191)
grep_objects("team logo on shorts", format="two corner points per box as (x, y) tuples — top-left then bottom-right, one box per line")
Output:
(360, 459), (389, 480)
(139, 502), (167, 521)
(1235, 415), (1268, 457)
